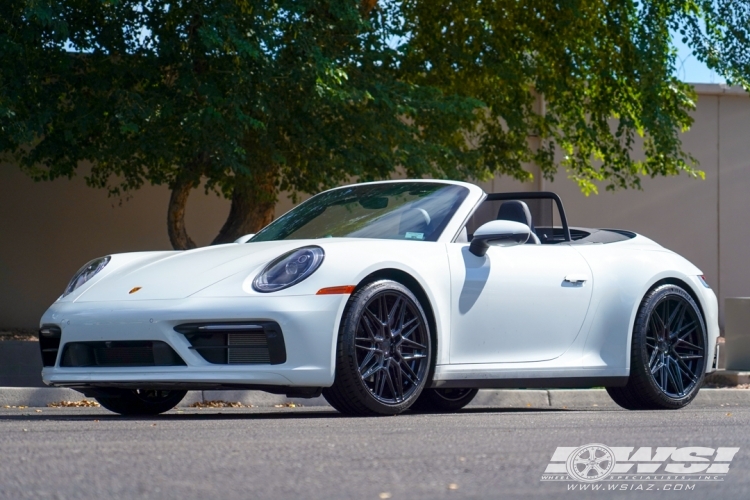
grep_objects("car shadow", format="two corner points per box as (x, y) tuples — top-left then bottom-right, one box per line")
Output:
(0, 405), (577, 422)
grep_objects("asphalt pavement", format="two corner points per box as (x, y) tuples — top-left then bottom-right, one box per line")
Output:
(1, 404), (749, 500)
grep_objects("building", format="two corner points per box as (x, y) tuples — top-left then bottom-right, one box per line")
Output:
(0, 84), (748, 329)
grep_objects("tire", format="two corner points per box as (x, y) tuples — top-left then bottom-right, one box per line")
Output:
(607, 284), (707, 410)
(95, 389), (187, 416)
(323, 280), (433, 416)
(410, 388), (479, 413)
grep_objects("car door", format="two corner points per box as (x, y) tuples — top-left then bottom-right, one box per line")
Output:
(447, 243), (593, 364)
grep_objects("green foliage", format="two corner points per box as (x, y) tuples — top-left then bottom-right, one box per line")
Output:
(0, 0), (482, 203)
(1, 0), (749, 204)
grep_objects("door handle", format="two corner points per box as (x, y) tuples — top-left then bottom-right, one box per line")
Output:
(564, 274), (588, 283)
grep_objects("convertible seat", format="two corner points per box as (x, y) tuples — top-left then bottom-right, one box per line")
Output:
(399, 207), (431, 240)
(496, 200), (541, 244)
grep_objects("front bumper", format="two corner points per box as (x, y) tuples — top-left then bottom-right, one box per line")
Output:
(40, 295), (347, 389)
(689, 275), (721, 374)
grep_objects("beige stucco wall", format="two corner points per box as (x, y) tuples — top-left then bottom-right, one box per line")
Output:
(1, 84), (748, 328)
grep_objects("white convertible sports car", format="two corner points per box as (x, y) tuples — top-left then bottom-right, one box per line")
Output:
(39, 180), (719, 416)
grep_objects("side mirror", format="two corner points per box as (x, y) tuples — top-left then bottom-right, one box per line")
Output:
(469, 220), (530, 256)
(234, 234), (256, 244)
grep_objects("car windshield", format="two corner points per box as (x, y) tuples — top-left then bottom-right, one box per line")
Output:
(250, 182), (469, 242)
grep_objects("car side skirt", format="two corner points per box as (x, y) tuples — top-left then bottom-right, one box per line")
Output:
(430, 376), (628, 389)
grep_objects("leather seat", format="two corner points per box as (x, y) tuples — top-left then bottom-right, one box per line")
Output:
(496, 201), (541, 244)
(399, 207), (432, 240)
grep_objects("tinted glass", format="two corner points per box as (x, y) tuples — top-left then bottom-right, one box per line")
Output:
(251, 183), (469, 242)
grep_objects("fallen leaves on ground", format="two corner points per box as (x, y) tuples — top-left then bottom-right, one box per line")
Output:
(0, 329), (38, 341)
(189, 400), (253, 408)
(47, 400), (100, 408)
(274, 402), (301, 408)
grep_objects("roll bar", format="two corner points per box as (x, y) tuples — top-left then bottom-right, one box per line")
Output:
(485, 191), (571, 242)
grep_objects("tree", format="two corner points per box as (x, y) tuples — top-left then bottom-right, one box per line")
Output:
(401, 0), (750, 193)
(2, 1), (748, 249)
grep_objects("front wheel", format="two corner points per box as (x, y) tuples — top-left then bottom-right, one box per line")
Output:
(95, 389), (187, 416)
(607, 284), (707, 410)
(323, 280), (432, 416)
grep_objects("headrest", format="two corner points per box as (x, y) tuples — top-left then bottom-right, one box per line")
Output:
(399, 207), (431, 240)
(497, 200), (532, 227)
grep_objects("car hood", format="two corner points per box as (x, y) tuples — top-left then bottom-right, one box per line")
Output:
(73, 240), (315, 302)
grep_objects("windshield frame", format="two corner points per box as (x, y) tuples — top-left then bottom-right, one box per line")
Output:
(249, 180), (481, 244)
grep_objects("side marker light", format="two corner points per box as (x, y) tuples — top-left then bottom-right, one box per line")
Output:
(316, 286), (356, 295)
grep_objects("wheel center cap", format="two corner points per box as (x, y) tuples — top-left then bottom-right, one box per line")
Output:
(380, 339), (391, 353)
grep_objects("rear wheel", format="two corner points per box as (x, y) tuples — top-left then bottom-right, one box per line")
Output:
(323, 280), (432, 416)
(607, 284), (707, 410)
(95, 389), (187, 416)
(410, 388), (479, 413)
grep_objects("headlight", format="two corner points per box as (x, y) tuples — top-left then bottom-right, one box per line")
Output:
(253, 246), (324, 293)
(62, 256), (111, 297)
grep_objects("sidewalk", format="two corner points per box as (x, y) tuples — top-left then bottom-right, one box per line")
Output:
(2, 387), (749, 409)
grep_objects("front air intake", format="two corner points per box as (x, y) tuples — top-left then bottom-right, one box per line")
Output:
(39, 325), (62, 367)
(174, 322), (286, 365)
(60, 341), (186, 367)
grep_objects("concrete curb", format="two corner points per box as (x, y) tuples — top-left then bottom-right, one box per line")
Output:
(2, 387), (750, 409)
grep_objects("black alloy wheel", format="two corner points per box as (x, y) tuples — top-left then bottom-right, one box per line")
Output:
(95, 389), (187, 415)
(323, 280), (432, 416)
(410, 387), (479, 413)
(607, 284), (707, 410)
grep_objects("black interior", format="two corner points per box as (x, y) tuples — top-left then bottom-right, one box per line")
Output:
(461, 192), (635, 245)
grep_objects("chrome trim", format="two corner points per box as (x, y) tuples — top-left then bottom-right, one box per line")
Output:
(197, 324), (264, 331)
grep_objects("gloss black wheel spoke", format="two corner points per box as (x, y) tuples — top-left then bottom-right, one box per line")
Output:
(384, 365), (397, 399)
(651, 354), (664, 375)
(391, 361), (404, 401)
(667, 301), (685, 334)
(648, 347), (659, 370)
(648, 315), (660, 340)
(401, 353), (427, 361)
(387, 297), (402, 329)
(399, 337), (427, 350)
(361, 358), (382, 380)
(358, 348), (377, 371)
(355, 290), (429, 404)
(677, 353), (703, 361)
(646, 294), (705, 398)
(659, 358), (668, 390)
(375, 369), (387, 397)
(674, 355), (698, 383)
(401, 316), (418, 331)
(361, 314), (379, 340)
(667, 358), (684, 394)
(674, 320), (697, 341)
(397, 356), (420, 385)
(674, 338), (703, 351)
(401, 322), (420, 340)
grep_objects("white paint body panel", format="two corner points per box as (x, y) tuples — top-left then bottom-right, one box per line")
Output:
(447, 244), (592, 363)
(40, 180), (719, 391)
(434, 235), (719, 384)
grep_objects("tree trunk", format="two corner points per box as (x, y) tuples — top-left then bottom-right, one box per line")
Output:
(167, 176), (198, 250)
(361, 0), (377, 16)
(212, 168), (278, 245)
